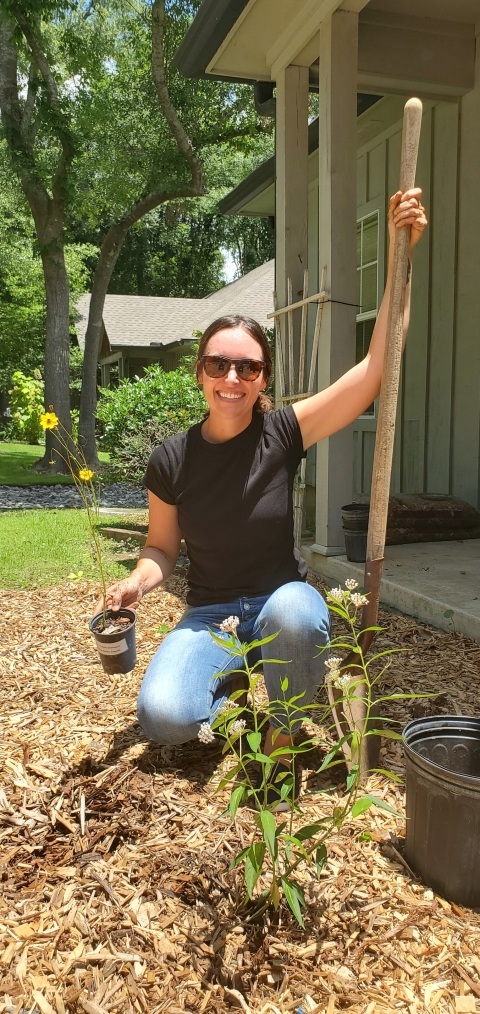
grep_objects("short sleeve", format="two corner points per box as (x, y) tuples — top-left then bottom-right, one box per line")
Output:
(265, 404), (306, 464)
(143, 442), (177, 505)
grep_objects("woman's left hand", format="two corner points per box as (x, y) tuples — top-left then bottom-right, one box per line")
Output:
(389, 188), (428, 253)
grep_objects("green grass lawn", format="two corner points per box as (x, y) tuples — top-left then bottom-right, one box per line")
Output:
(0, 510), (137, 589)
(0, 442), (110, 486)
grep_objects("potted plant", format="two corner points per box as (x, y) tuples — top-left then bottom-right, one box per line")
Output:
(40, 409), (137, 674)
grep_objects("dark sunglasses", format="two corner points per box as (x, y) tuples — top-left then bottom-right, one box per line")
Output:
(199, 354), (265, 382)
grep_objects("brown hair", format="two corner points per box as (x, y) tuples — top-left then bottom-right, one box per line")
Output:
(196, 314), (273, 413)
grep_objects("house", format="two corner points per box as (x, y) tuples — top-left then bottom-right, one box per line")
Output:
(175, 0), (480, 570)
(75, 259), (274, 386)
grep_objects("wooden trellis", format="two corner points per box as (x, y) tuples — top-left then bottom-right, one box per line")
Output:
(268, 265), (327, 547)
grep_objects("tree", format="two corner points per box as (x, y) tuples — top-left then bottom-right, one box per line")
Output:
(0, 2), (77, 469)
(0, 0), (273, 467)
(76, 0), (273, 466)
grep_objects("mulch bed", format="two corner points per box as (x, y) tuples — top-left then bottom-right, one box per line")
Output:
(1, 564), (480, 1014)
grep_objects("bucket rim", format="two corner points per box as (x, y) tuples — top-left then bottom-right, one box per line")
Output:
(403, 715), (480, 791)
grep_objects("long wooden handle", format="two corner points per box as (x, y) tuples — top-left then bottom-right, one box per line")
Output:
(367, 97), (422, 563)
(361, 98), (423, 629)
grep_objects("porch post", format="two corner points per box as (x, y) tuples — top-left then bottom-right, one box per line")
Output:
(314, 10), (358, 555)
(275, 64), (309, 402)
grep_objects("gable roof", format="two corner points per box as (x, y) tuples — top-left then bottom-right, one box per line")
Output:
(75, 259), (275, 352)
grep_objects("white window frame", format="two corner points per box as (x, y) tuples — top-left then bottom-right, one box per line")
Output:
(356, 209), (380, 418)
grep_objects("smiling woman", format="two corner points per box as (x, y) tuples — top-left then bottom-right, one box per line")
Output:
(96, 187), (427, 810)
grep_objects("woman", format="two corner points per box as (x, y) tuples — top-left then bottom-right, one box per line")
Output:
(98, 189), (427, 804)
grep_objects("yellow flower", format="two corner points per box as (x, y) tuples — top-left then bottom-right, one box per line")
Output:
(78, 468), (94, 482)
(40, 411), (59, 430)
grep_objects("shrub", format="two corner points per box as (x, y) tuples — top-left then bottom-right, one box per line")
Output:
(105, 418), (179, 485)
(8, 370), (44, 444)
(96, 363), (206, 468)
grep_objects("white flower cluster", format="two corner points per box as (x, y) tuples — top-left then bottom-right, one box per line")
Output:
(351, 592), (368, 608)
(198, 722), (215, 744)
(325, 655), (343, 670)
(230, 719), (246, 735)
(217, 699), (236, 715)
(327, 670), (352, 691)
(327, 581), (369, 609)
(219, 615), (240, 634)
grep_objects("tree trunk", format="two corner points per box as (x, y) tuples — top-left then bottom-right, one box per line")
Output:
(35, 239), (72, 472)
(78, 219), (133, 467)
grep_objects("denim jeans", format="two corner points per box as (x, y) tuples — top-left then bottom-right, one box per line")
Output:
(137, 580), (330, 746)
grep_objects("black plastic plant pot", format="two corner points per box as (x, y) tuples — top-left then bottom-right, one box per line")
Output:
(341, 502), (370, 532)
(342, 530), (367, 563)
(89, 608), (137, 675)
(403, 716), (480, 908)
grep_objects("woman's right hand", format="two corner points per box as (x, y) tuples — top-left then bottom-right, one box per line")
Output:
(93, 573), (144, 618)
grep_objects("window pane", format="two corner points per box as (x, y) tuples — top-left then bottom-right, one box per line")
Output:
(361, 263), (377, 313)
(356, 222), (362, 268)
(362, 215), (378, 264)
(356, 268), (361, 309)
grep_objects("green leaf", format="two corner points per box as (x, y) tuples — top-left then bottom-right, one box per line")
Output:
(259, 810), (277, 858)
(351, 796), (373, 818)
(444, 609), (454, 619)
(216, 762), (243, 791)
(228, 846), (250, 870)
(281, 676), (289, 692)
(247, 731), (262, 753)
(315, 842), (327, 876)
(346, 765), (359, 791)
(155, 623), (170, 633)
(280, 877), (305, 927)
(358, 831), (372, 842)
(370, 767), (403, 784)
(245, 842), (265, 899)
(368, 729), (403, 740)
(366, 794), (404, 818)
(228, 784), (245, 822)
(295, 822), (326, 842)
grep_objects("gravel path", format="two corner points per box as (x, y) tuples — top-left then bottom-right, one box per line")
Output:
(0, 482), (148, 511)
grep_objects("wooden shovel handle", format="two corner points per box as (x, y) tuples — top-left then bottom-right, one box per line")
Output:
(366, 97), (423, 568)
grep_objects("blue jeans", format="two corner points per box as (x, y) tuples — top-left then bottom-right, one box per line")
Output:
(137, 581), (330, 746)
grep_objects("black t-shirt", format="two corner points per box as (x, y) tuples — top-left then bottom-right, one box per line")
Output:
(144, 405), (308, 606)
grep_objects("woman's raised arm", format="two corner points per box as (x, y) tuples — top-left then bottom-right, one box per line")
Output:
(294, 188), (427, 451)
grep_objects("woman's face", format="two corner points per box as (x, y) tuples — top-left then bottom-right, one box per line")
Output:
(198, 327), (267, 419)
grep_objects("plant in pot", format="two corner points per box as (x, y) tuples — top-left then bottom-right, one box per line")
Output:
(39, 409), (137, 674)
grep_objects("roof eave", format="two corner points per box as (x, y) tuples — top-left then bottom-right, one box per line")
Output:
(174, 0), (251, 79)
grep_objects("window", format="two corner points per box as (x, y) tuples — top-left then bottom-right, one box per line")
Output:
(356, 211), (379, 416)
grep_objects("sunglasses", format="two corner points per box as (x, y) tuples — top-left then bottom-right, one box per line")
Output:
(199, 354), (265, 382)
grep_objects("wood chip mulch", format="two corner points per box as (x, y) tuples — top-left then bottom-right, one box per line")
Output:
(1, 565), (480, 1014)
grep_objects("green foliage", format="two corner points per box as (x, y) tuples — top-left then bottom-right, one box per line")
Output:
(96, 364), (205, 456)
(8, 371), (44, 444)
(207, 585), (423, 925)
(104, 418), (178, 485)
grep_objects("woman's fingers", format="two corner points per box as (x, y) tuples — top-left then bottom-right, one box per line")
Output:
(92, 578), (142, 618)
(388, 187), (427, 248)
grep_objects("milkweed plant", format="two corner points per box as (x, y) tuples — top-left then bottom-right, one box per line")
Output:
(40, 408), (108, 629)
(200, 583), (425, 925)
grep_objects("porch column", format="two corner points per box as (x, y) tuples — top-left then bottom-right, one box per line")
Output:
(275, 64), (309, 402)
(100, 363), (110, 388)
(314, 10), (358, 555)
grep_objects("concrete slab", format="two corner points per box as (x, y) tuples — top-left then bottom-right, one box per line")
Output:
(301, 539), (480, 642)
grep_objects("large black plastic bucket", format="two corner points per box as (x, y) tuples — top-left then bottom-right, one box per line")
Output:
(341, 503), (370, 562)
(403, 716), (480, 907)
